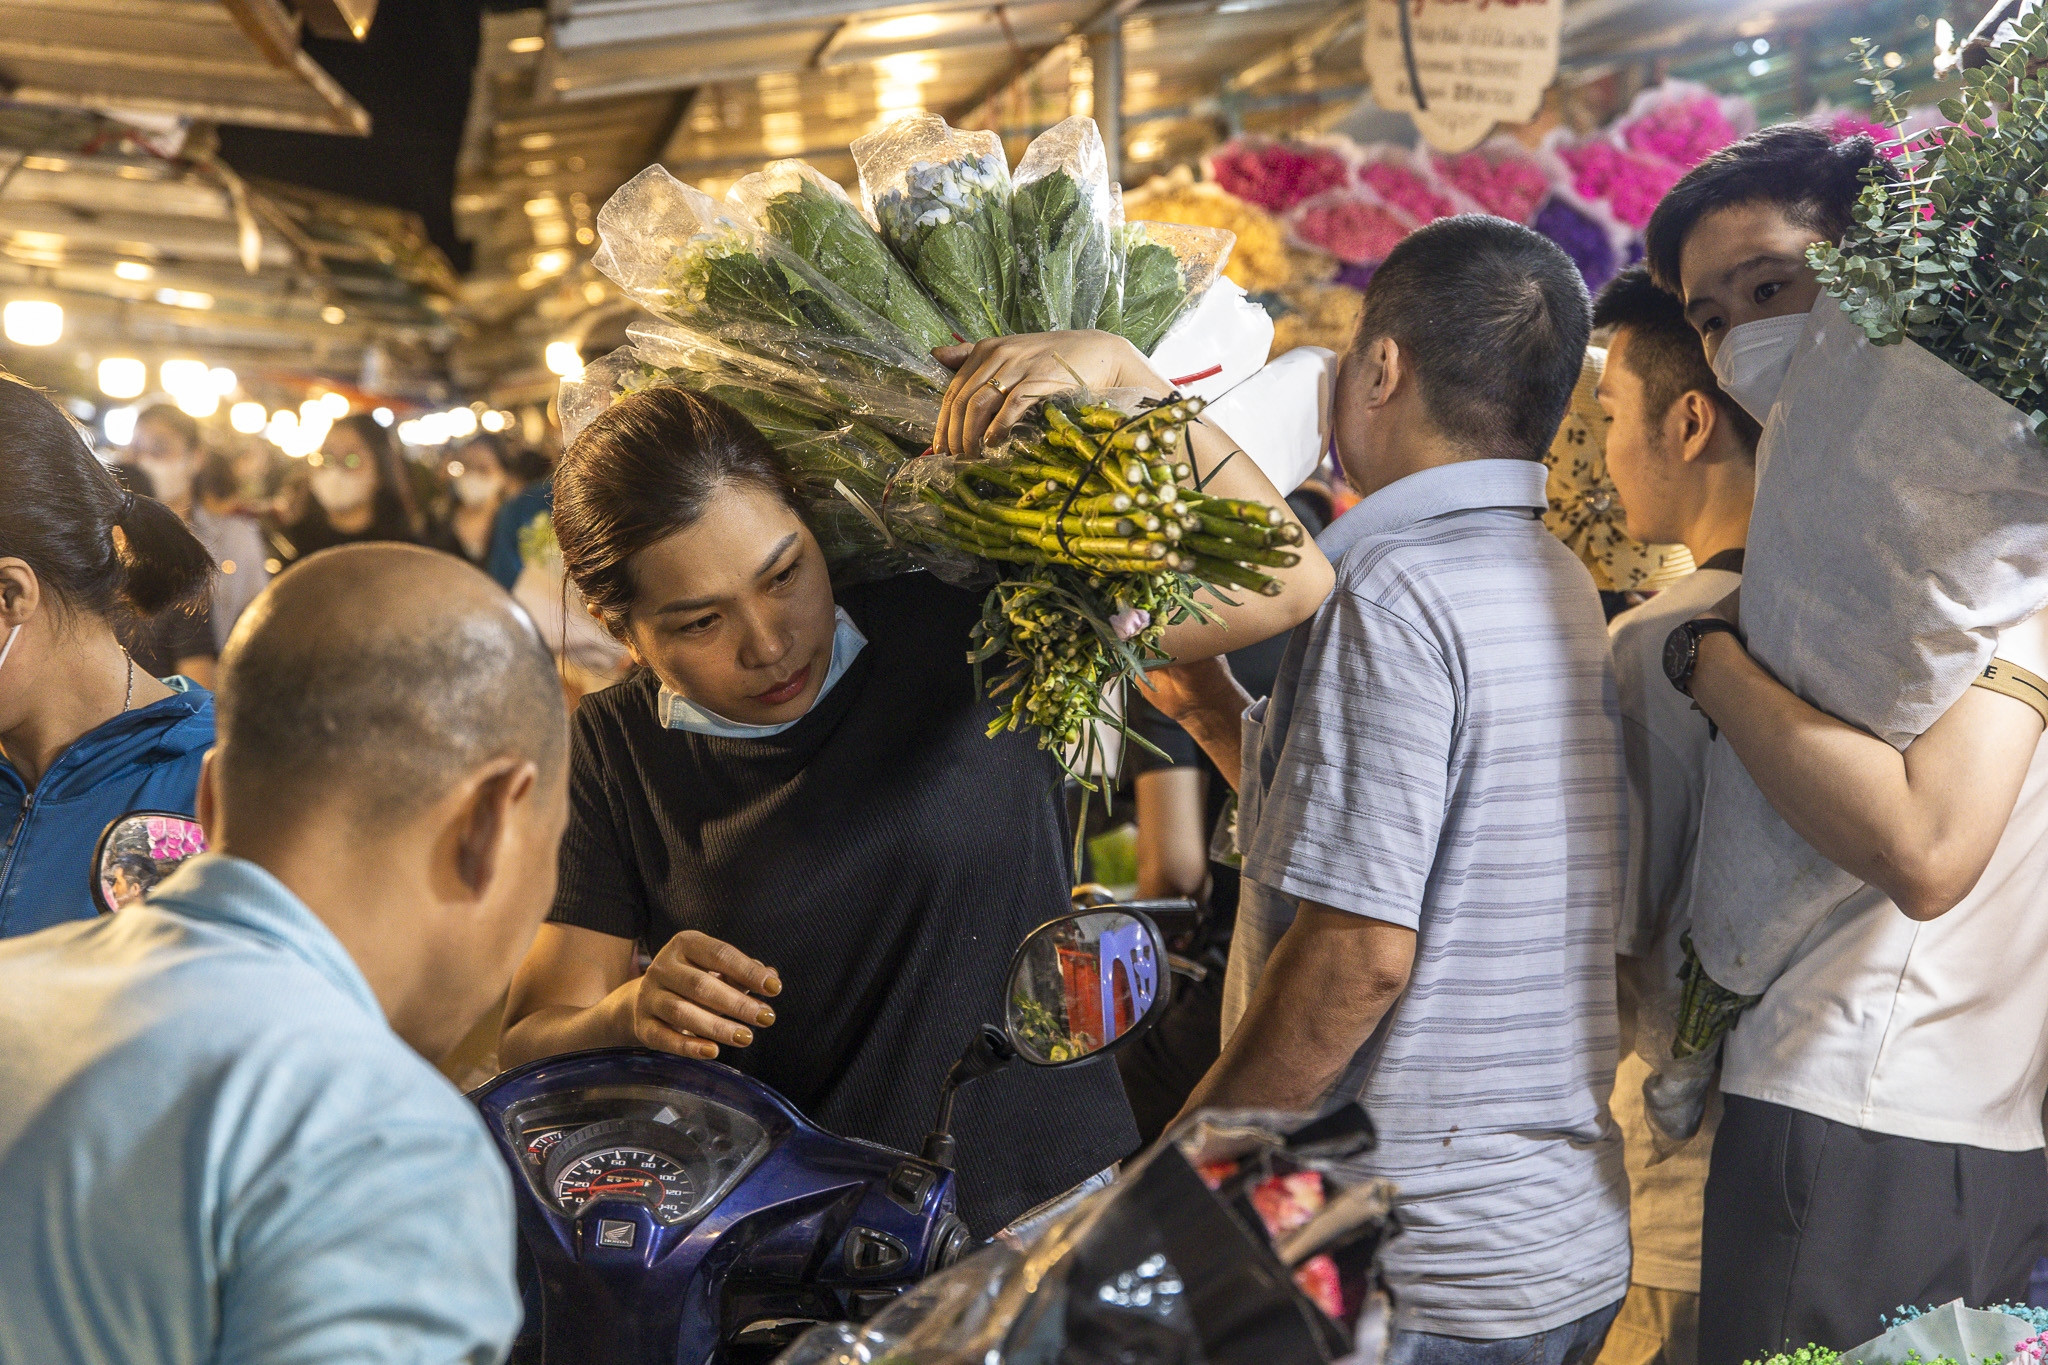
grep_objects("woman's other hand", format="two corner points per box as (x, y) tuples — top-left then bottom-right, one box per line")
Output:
(632, 930), (782, 1060)
(932, 330), (1167, 459)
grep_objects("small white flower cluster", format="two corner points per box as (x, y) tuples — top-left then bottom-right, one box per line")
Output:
(875, 152), (1008, 241)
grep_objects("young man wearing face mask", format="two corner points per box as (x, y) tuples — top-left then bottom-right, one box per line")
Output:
(1643, 126), (2048, 1362)
(1585, 267), (1759, 1365)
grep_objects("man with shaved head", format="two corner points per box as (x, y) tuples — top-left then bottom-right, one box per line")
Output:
(0, 545), (567, 1365)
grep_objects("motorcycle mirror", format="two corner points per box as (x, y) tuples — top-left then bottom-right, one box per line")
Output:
(1004, 908), (1168, 1067)
(93, 811), (207, 916)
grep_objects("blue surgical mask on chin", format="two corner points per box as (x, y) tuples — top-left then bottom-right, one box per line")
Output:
(1711, 312), (1808, 424)
(658, 607), (868, 739)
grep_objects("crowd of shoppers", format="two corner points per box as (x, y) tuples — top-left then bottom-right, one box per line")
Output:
(0, 117), (2042, 1365)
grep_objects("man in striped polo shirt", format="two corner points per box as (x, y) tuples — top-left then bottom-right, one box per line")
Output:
(1145, 216), (1631, 1365)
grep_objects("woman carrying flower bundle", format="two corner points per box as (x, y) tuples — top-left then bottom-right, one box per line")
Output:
(498, 328), (1331, 1237)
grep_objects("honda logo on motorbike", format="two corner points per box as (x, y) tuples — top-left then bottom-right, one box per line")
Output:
(596, 1219), (636, 1249)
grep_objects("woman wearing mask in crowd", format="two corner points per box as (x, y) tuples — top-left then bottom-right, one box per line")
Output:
(498, 332), (1334, 1238)
(0, 379), (216, 936)
(130, 404), (270, 649)
(430, 432), (508, 568)
(281, 414), (418, 560)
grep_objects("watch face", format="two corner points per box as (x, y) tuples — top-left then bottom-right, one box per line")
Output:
(1663, 624), (1695, 686)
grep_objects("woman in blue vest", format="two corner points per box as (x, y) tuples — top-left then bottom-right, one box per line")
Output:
(0, 378), (216, 936)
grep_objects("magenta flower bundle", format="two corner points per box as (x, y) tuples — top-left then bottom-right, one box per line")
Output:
(1621, 91), (1739, 168)
(1208, 138), (1349, 213)
(1289, 188), (1415, 265)
(1432, 145), (1551, 224)
(146, 816), (206, 863)
(1356, 157), (1462, 225)
(1558, 139), (1684, 229)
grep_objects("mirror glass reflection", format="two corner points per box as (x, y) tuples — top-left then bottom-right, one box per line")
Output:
(1006, 910), (1162, 1066)
(96, 813), (207, 915)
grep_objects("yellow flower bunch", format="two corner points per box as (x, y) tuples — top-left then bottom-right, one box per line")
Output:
(1124, 167), (1326, 295)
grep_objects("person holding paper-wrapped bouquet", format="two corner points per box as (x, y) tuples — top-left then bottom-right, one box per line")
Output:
(497, 329), (1332, 1238)
(1643, 124), (2048, 1362)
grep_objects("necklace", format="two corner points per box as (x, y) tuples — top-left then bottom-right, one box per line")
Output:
(122, 656), (134, 713)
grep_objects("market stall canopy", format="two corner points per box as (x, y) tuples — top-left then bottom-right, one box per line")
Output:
(0, 104), (455, 392)
(0, 0), (374, 136)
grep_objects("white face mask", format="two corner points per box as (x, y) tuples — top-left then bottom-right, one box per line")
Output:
(311, 467), (376, 516)
(137, 456), (193, 507)
(454, 470), (502, 506)
(0, 624), (19, 679)
(1710, 312), (1808, 424)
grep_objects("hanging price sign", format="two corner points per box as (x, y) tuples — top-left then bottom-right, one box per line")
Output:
(1364, 0), (1564, 153)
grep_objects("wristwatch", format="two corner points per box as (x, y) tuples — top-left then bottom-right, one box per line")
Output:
(1663, 618), (1743, 698)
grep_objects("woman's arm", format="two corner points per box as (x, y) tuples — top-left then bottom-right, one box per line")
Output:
(1135, 767), (1211, 900)
(1689, 608), (2047, 920)
(933, 331), (1334, 662)
(500, 923), (781, 1068)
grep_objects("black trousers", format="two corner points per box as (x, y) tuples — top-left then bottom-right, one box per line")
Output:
(1699, 1094), (2048, 1365)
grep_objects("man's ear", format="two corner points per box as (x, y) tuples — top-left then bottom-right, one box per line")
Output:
(1674, 389), (1720, 464)
(451, 758), (540, 899)
(1358, 335), (1405, 411)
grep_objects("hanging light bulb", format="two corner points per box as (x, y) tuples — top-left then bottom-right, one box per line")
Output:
(98, 357), (147, 400)
(3, 299), (63, 346)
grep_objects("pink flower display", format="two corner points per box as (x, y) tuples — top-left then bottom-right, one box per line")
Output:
(1827, 110), (1896, 148)
(1432, 147), (1551, 223)
(1290, 190), (1413, 265)
(1558, 140), (1683, 229)
(1208, 139), (1350, 214)
(145, 816), (207, 862)
(1622, 92), (1739, 168)
(1357, 159), (1460, 224)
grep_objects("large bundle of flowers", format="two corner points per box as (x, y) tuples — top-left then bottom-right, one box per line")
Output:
(576, 115), (1295, 775)
(1430, 139), (1552, 224)
(1206, 136), (1351, 213)
(1287, 186), (1415, 266)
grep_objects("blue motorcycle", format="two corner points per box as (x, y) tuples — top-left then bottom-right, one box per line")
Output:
(467, 903), (1172, 1365)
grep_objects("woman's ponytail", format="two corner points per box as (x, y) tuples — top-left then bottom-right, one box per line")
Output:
(0, 377), (212, 622)
(112, 488), (214, 616)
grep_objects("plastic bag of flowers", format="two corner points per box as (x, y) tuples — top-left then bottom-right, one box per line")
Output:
(1206, 134), (1352, 213)
(852, 112), (1017, 342)
(1112, 219), (1237, 356)
(591, 164), (950, 432)
(1009, 115), (1118, 334)
(1677, 15), (2048, 1139)
(1430, 136), (1554, 225)
(1539, 125), (1685, 232)
(1286, 184), (1417, 267)
(769, 1105), (1397, 1365)
(1612, 78), (1756, 172)
(1351, 143), (1474, 227)
(723, 158), (957, 354)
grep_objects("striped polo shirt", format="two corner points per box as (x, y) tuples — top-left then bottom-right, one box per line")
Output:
(1230, 458), (1631, 1338)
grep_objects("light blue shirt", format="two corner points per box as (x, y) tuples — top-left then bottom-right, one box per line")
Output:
(0, 854), (520, 1365)
(657, 605), (868, 737)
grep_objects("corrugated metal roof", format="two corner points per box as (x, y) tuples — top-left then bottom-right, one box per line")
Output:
(0, 0), (371, 135)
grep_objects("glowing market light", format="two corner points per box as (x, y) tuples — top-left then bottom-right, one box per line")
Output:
(480, 409), (507, 432)
(229, 401), (267, 434)
(445, 407), (479, 438)
(318, 390), (351, 418)
(98, 357), (146, 400)
(160, 359), (210, 395)
(175, 389), (220, 419)
(209, 366), (238, 395)
(103, 406), (139, 445)
(3, 299), (63, 346)
(372, 406), (394, 427)
(544, 340), (584, 379)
